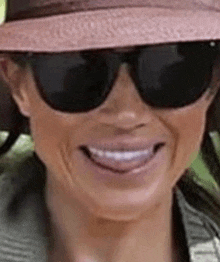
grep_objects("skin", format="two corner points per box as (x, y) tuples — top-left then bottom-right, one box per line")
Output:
(0, 47), (220, 262)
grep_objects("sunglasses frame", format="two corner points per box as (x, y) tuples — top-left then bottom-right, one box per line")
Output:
(8, 40), (220, 113)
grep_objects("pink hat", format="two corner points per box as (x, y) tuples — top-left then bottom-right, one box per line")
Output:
(0, 0), (220, 52)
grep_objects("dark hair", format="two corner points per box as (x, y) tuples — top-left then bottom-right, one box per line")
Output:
(9, 52), (31, 68)
(0, 52), (30, 155)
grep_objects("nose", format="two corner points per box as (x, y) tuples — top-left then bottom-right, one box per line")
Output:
(90, 62), (155, 130)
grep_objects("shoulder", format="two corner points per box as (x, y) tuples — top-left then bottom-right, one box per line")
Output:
(0, 153), (46, 203)
(177, 173), (220, 230)
(176, 173), (220, 261)
(0, 153), (47, 225)
(0, 154), (48, 261)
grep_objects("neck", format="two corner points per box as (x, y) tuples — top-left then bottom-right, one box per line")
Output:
(45, 179), (177, 262)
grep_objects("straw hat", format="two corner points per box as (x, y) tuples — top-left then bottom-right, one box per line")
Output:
(0, 0), (220, 52)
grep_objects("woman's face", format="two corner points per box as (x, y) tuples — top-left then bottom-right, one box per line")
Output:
(5, 47), (220, 221)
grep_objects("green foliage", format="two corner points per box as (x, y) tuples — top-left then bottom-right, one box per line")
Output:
(0, 0), (5, 24)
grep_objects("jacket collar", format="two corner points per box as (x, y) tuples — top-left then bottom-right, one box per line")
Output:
(176, 186), (220, 261)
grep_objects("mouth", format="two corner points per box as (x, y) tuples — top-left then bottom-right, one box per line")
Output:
(80, 142), (165, 174)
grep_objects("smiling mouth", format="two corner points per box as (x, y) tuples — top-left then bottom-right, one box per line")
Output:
(80, 143), (165, 173)
(81, 143), (163, 156)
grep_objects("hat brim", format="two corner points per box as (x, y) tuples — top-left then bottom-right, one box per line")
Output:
(0, 6), (220, 52)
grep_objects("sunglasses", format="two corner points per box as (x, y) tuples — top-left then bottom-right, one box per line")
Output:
(13, 40), (220, 113)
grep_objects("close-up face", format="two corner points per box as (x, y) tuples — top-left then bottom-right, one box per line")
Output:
(3, 45), (220, 222)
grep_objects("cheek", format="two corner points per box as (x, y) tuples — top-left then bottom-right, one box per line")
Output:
(178, 114), (205, 160)
(30, 109), (69, 168)
(26, 88), (79, 174)
(165, 106), (207, 184)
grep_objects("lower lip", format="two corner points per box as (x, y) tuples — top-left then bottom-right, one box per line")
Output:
(80, 146), (165, 181)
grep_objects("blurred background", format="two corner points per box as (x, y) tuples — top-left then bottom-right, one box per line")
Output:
(0, 0), (220, 192)
(0, 0), (5, 24)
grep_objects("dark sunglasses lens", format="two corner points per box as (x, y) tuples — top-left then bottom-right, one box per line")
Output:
(134, 41), (219, 108)
(31, 52), (116, 112)
(31, 41), (220, 112)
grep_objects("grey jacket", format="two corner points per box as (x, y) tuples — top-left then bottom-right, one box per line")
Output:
(0, 155), (219, 262)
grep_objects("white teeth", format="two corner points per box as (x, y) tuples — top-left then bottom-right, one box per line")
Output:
(88, 147), (153, 161)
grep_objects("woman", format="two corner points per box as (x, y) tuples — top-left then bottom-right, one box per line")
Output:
(0, 0), (220, 261)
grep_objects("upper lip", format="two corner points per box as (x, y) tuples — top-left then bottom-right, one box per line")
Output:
(81, 136), (166, 152)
